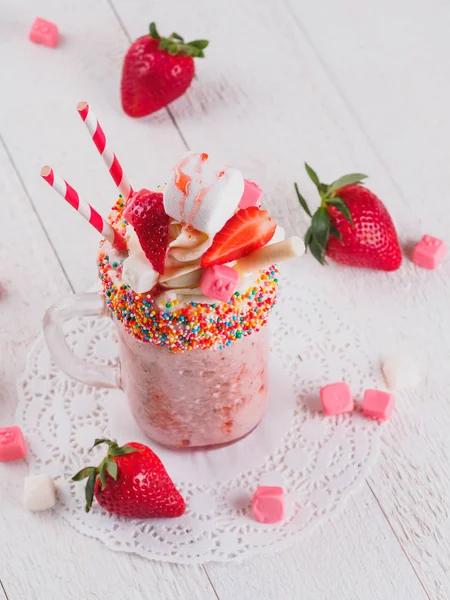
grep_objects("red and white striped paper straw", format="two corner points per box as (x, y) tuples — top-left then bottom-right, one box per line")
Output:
(77, 101), (134, 202)
(40, 166), (127, 251)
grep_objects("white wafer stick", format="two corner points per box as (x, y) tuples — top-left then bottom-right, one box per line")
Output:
(234, 237), (304, 273)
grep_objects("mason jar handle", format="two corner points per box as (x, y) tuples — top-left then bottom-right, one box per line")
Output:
(43, 292), (120, 389)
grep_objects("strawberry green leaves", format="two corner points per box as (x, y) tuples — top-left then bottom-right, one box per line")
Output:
(327, 173), (367, 194)
(304, 163), (321, 188)
(309, 207), (330, 264)
(85, 471), (96, 512)
(295, 163), (367, 265)
(327, 197), (353, 225)
(72, 439), (140, 512)
(149, 22), (209, 58)
(294, 183), (312, 217)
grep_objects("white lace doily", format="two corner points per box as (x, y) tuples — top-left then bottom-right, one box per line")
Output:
(16, 264), (381, 563)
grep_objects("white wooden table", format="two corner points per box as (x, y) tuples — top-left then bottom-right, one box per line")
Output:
(1, 0), (449, 598)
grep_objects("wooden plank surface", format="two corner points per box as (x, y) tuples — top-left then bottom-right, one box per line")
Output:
(283, 1), (450, 597)
(0, 0), (447, 597)
(0, 0), (186, 292)
(0, 140), (216, 600)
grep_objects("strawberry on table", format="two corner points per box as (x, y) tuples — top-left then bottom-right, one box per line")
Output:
(121, 22), (209, 118)
(201, 206), (276, 268)
(295, 164), (402, 271)
(123, 189), (170, 274)
(72, 439), (186, 518)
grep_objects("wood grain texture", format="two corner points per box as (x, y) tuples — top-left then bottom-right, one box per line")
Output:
(0, 140), (216, 600)
(0, 0), (186, 292)
(207, 493), (429, 600)
(283, 1), (450, 597)
(0, 0), (446, 597)
(0, 581), (8, 600)
(109, 0), (440, 598)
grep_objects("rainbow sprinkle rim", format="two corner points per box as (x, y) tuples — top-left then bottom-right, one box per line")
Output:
(97, 198), (279, 353)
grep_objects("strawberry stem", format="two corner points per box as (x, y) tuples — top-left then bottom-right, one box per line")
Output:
(149, 22), (209, 58)
(295, 164), (368, 265)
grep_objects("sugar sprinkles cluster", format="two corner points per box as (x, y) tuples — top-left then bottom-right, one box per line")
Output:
(98, 197), (279, 352)
(99, 251), (278, 354)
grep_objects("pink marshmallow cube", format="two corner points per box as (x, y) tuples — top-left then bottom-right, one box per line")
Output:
(238, 179), (263, 209)
(252, 486), (284, 524)
(413, 235), (446, 270)
(29, 18), (59, 48)
(200, 265), (239, 302)
(362, 389), (395, 421)
(0, 426), (26, 462)
(320, 382), (353, 415)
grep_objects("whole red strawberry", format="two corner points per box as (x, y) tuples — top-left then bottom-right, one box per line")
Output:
(72, 439), (186, 518)
(123, 189), (169, 274)
(295, 164), (402, 271)
(121, 22), (209, 118)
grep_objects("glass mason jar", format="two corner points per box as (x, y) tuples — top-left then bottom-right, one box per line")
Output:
(44, 293), (270, 448)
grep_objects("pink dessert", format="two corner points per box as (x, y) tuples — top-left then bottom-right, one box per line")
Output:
(41, 111), (305, 450)
(120, 324), (270, 447)
(95, 152), (303, 448)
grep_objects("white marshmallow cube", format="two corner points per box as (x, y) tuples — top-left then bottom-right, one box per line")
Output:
(23, 474), (56, 511)
(163, 152), (244, 236)
(122, 251), (159, 294)
(382, 355), (421, 390)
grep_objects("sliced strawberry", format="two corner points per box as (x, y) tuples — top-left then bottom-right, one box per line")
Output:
(123, 189), (169, 274)
(201, 207), (276, 268)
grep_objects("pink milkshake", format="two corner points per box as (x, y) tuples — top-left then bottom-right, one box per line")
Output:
(44, 149), (303, 448)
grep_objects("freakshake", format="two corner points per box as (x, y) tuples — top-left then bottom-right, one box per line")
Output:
(97, 152), (303, 447)
(41, 105), (303, 448)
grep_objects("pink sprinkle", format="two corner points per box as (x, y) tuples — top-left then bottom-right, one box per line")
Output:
(252, 486), (284, 523)
(0, 426), (26, 462)
(320, 382), (353, 416)
(29, 18), (59, 48)
(362, 389), (395, 421)
(413, 235), (446, 270)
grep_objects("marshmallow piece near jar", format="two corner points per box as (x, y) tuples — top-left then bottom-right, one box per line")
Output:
(382, 356), (421, 390)
(23, 474), (56, 511)
(163, 152), (244, 236)
(122, 251), (159, 293)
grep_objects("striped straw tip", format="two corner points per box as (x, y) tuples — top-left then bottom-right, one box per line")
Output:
(40, 165), (52, 177)
(77, 101), (89, 119)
